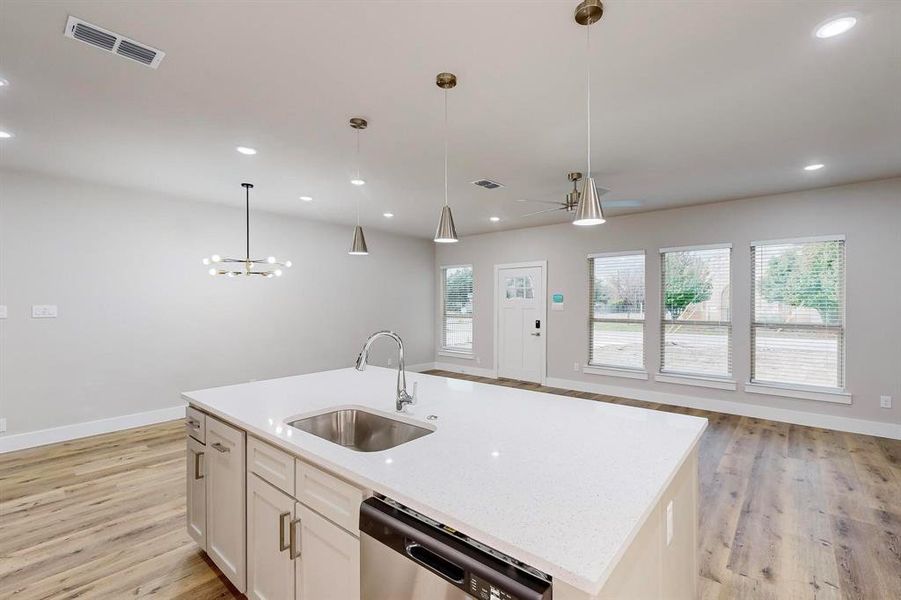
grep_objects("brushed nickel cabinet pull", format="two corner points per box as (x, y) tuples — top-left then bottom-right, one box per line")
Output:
(186, 418), (199, 429)
(193, 451), (204, 480)
(211, 442), (229, 453)
(289, 518), (302, 560)
(279, 512), (291, 552)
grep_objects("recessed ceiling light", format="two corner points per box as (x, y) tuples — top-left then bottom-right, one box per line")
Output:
(0, 130), (13, 139)
(489, 216), (500, 222)
(383, 212), (394, 218)
(815, 16), (857, 39)
(350, 178), (366, 186)
(804, 163), (825, 171)
(299, 196), (313, 202)
(0, 78), (8, 87)
(236, 146), (257, 155)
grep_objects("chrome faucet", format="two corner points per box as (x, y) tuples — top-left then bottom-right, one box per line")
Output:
(355, 331), (416, 412)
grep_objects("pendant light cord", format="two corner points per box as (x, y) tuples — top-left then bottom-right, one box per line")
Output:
(355, 128), (361, 225)
(444, 88), (449, 207)
(586, 20), (591, 177)
(245, 185), (250, 262)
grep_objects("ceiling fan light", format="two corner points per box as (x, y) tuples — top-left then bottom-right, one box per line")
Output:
(349, 225), (369, 255)
(434, 205), (459, 243)
(573, 176), (606, 226)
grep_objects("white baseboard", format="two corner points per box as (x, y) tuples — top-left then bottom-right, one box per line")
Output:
(0, 405), (187, 454)
(545, 376), (900, 440)
(432, 361), (498, 379)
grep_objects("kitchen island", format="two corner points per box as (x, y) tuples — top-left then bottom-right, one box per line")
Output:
(183, 366), (707, 599)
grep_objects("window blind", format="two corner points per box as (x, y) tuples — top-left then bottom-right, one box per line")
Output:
(660, 245), (732, 378)
(751, 238), (845, 390)
(588, 252), (645, 369)
(442, 265), (473, 352)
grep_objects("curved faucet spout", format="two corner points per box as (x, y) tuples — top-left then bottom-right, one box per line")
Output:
(355, 331), (415, 411)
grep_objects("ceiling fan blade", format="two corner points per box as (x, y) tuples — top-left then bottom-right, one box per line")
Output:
(516, 198), (565, 206)
(519, 207), (566, 218)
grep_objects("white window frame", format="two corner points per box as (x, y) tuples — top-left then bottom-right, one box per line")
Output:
(439, 264), (474, 356)
(587, 250), (647, 373)
(658, 243), (734, 383)
(749, 235), (847, 397)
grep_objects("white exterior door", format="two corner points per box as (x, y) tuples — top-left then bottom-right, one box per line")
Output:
(247, 474), (295, 600)
(497, 265), (546, 383)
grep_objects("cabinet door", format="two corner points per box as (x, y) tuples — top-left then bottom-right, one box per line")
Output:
(294, 503), (360, 600)
(206, 417), (247, 593)
(186, 436), (207, 550)
(247, 474), (295, 600)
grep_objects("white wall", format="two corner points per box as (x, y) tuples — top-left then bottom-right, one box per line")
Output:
(435, 178), (901, 432)
(0, 169), (434, 437)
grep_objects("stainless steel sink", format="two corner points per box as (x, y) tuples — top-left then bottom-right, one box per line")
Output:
(286, 409), (433, 452)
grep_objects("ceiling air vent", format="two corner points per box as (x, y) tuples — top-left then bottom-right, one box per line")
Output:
(64, 16), (165, 69)
(472, 179), (504, 190)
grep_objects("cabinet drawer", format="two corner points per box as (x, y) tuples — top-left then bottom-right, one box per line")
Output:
(295, 461), (363, 535)
(248, 436), (296, 496)
(186, 406), (206, 444)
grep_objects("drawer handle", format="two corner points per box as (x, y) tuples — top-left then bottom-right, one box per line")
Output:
(186, 418), (200, 429)
(289, 518), (302, 560)
(211, 442), (230, 453)
(193, 451), (204, 480)
(279, 512), (292, 552)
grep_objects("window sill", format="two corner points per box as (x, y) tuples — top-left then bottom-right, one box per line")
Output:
(438, 350), (475, 360)
(744, 382), (852, 405)
(655, 373), (737, 391)
(583, 366), (649, 380)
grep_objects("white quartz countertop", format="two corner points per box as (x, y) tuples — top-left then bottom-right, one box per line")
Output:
(183, 367), (707, 595)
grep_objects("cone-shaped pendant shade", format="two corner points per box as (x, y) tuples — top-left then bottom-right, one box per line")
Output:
(434, 205), (459, 243)
(349, 225), (369, 255)
(573, 176), (606, 226)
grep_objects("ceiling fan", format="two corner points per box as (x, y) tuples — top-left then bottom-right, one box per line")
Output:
(516, 172), (609, 218)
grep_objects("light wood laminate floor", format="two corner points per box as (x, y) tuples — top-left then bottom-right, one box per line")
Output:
(0, 371), (898, 599)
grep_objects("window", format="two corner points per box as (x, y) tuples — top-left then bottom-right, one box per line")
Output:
(441, 265), (473, 353)
(660, 245), (732, 378)
(588, 251), (645, 370)
(751, 237), (845, 390)
(504, 275), (534, 299)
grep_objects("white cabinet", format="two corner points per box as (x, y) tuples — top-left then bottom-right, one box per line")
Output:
(186, 436), (207, 550)
(206, 416), (247, 593)
(248, 474), (295, 600)
(294, 502), (361, 600)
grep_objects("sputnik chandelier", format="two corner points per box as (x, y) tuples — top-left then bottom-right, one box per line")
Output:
(202, 183), (292, 278)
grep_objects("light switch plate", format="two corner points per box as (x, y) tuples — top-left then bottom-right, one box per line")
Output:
(666, 500), (674, 546)
(0, 305), (7, 319)
(880, 395), (892, 409)
(573, 362), (580, 372)
(0, 418), (6, 433)
(32, 305), (58, 318)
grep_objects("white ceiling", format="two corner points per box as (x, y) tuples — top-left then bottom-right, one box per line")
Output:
(1, 1), (899, 238)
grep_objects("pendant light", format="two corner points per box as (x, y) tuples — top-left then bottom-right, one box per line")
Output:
(573, 0), (606, 226)
(433, 72), (459, 243)
(348, 117), (369, 255)
(203, 183), (292, 277)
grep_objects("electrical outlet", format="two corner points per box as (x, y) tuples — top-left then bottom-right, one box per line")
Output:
(476, 357), (481, 365)
(666, 500), (674, 546)
(573, 362), (580, 372)
(0, 418), (7, 433)
(387, 357), (394, 368)
(32, 305), (58, 318)
(0, 305), (7, 319)
(880, 395), (892, 409)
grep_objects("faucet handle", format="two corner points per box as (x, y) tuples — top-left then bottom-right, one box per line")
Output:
(410, 382), (418, 404)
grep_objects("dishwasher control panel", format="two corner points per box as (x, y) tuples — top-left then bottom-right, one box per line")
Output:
(468, 573), (516, 600)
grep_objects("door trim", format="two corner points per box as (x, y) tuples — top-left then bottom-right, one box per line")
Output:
(493, 260), (548, 385)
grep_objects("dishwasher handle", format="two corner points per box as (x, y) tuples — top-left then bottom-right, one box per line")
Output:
(405, 540), (465, 584)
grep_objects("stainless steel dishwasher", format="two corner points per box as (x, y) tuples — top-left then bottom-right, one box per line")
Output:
(360, 496), (552, 600)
